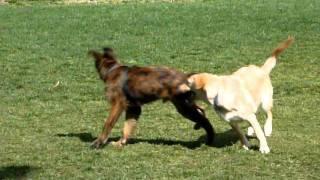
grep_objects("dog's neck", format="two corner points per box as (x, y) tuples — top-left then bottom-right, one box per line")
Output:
(106, 63), (121, 75)
(97, 60), (121, 81)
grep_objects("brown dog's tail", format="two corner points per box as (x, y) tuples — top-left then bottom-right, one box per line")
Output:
(261, 36), (294, 74)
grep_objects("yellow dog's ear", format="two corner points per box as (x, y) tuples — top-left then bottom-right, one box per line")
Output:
(187, 75), (198, 90)
(178, 84), (191, 93)
(187, 77), (194, 86)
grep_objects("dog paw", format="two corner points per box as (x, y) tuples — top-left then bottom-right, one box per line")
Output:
(259, 145), (270, 154)
(242, 145), (250, 151)
(193, 123), (201, 130)
(247, 127), (256, 137)
(264, 131), (272, 137)
(90, 138), (107, 149)
(110, 141), (124, 148)
(110, 138), (128, 148)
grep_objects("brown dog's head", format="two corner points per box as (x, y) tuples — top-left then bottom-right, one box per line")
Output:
(88, 47), (120, 81)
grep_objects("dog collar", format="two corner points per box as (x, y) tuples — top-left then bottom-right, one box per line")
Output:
(106, 64), (121, 75)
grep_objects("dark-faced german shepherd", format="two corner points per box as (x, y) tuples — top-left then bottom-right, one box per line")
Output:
(89, 48), (214, 148)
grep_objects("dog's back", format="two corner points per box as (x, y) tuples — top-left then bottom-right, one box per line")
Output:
(231, 37), (294, 107)
(232, 65), (272, 108)
(123, 66), (189, 105)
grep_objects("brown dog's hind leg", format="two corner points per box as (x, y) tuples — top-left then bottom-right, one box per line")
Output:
(172, 94), (215, 145)
(91, 101), (125, 149)
(193, 104), (206, 130)
(111, 106), (141, 147)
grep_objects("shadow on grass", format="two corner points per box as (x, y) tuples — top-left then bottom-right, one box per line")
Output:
(56, 132), (96, 142)
(56, 129), (239, 149)
(0, 165), (37, 179)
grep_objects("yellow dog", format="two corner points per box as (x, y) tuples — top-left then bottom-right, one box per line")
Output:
(188, 37), (293, 153)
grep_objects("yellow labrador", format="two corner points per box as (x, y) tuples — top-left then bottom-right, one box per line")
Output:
(188, 37), (293, 153)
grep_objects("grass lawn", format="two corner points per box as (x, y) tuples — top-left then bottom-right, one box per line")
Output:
(0, 0), (319, 179)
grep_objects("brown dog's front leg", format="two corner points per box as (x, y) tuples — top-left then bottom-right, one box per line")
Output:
(91, 102), (124, 149)
(111, 106), (141, 147)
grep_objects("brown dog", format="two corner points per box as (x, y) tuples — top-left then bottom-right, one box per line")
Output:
(89, 48), (214, 148)
(188, 37), (293, 153)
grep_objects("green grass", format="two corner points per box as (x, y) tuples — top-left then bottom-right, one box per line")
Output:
(0, 0), (319, 179)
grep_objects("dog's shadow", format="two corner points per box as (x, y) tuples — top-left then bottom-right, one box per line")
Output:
(0, 165), (38, 179)
(56, 129), (240, 149)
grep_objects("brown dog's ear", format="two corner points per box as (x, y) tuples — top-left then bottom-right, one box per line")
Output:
(103, 47), (116, 60)
(88, 50), (103, 61)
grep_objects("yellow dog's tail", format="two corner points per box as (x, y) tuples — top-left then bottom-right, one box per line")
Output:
(262, 36), (294, 74)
